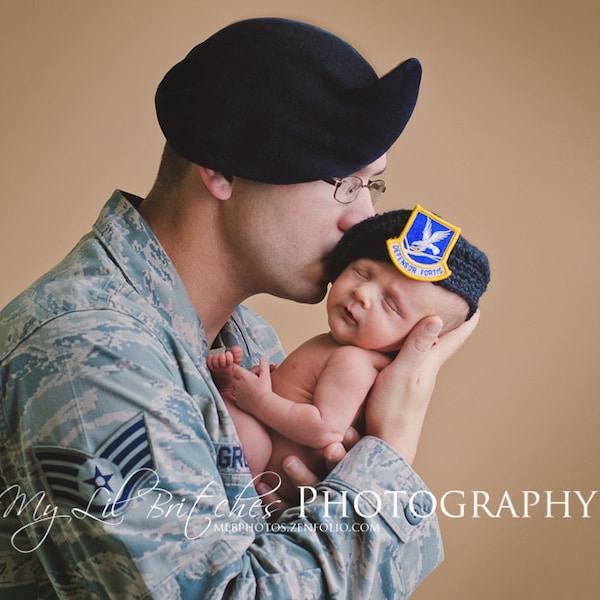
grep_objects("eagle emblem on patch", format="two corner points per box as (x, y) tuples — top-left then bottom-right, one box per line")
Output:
(34, 412), (155, 515)
(386, 205), (461, 281)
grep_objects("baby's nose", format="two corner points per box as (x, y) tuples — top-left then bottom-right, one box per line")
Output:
(353, 284), (373, 307)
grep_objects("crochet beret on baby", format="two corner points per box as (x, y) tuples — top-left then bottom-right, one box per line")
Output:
(326, 209), (490, 319)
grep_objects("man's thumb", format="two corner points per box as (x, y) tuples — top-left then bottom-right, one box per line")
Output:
(412, 316), (443, 353)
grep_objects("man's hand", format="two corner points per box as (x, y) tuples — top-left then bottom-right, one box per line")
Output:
(365, 312), (480, 464)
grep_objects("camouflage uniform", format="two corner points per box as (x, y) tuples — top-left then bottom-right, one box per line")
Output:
(0, 191), (443, 598)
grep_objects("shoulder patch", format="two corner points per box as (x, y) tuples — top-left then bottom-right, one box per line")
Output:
(386, 204), (461, 281)
(34, 412), (154, 515)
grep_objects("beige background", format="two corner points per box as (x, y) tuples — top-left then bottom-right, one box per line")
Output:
(1, 1), (598, 598)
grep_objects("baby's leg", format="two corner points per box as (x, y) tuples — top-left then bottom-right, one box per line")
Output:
(208, 347), (274, 504)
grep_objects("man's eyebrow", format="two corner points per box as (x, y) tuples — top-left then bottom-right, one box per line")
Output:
(371, 164), (387, 178)
(374, 166), (387, 176)
(355, 160), (386, 179)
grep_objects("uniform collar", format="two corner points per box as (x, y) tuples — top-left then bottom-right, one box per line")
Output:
(93, 190), (209, 360)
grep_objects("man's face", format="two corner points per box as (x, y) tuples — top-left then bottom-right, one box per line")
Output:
(224, 155), (386, 304)
(326, 258), (469, 352)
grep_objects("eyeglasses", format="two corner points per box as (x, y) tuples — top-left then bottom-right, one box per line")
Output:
(322, 176), (386, 205)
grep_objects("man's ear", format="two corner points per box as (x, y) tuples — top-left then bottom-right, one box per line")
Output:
(197, 166), (233, 200)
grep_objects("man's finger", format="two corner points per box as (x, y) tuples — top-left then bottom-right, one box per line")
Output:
(434, 310), (480, 365)
(323, 442), (346, 470)
(282, 455), (319, 487)
(392, 315), (443, 370)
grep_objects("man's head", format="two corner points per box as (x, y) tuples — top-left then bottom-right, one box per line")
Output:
(146, 19), (424, 308)
(154, 17), (421, 184)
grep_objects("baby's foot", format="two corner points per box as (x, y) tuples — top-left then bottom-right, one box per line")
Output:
(207, 346), (243, 391)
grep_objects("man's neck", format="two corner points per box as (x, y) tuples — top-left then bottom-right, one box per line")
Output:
(138, 188), (246, 347)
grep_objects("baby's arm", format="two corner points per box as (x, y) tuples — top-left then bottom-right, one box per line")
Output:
(224, 345), (390, 449)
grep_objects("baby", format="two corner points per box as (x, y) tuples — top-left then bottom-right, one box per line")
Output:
(209, 206), (490, 501)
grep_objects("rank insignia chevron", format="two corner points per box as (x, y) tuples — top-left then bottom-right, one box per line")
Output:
(34, 412), (155, 515)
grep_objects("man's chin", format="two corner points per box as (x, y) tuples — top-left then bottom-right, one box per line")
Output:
(300, 287), (328, 305)
(290, 280), (329, 305)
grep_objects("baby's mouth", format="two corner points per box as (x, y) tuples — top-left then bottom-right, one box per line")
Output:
(343, 306), (358, 325)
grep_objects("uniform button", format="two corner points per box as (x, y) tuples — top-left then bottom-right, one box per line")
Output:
(404, 496), (433, 525)
(404, 503), (422, 525)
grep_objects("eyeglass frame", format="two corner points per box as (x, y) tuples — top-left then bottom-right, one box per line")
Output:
(322, 176), (386, 205)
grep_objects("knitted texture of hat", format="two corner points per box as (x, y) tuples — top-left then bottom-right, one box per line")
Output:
(326, 210), (490, 319)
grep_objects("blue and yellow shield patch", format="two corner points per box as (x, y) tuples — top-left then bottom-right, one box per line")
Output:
(386, 205), (461, 281)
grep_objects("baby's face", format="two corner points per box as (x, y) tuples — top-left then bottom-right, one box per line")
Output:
(326, 258), (469, 352)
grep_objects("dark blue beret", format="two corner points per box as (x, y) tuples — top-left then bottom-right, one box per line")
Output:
(326, 210), (491, 319)
(155, 18), (422, 184)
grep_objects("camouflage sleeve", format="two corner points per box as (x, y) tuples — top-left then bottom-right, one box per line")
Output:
(0, 308), (442, 599)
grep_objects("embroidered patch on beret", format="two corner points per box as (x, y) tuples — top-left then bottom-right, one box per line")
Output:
(386, 205), (461, 281)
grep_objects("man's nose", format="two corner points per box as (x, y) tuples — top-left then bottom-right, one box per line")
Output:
(338, 190), (375, 232)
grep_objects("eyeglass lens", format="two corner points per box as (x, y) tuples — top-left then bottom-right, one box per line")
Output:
(335, 177), (385, 204)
